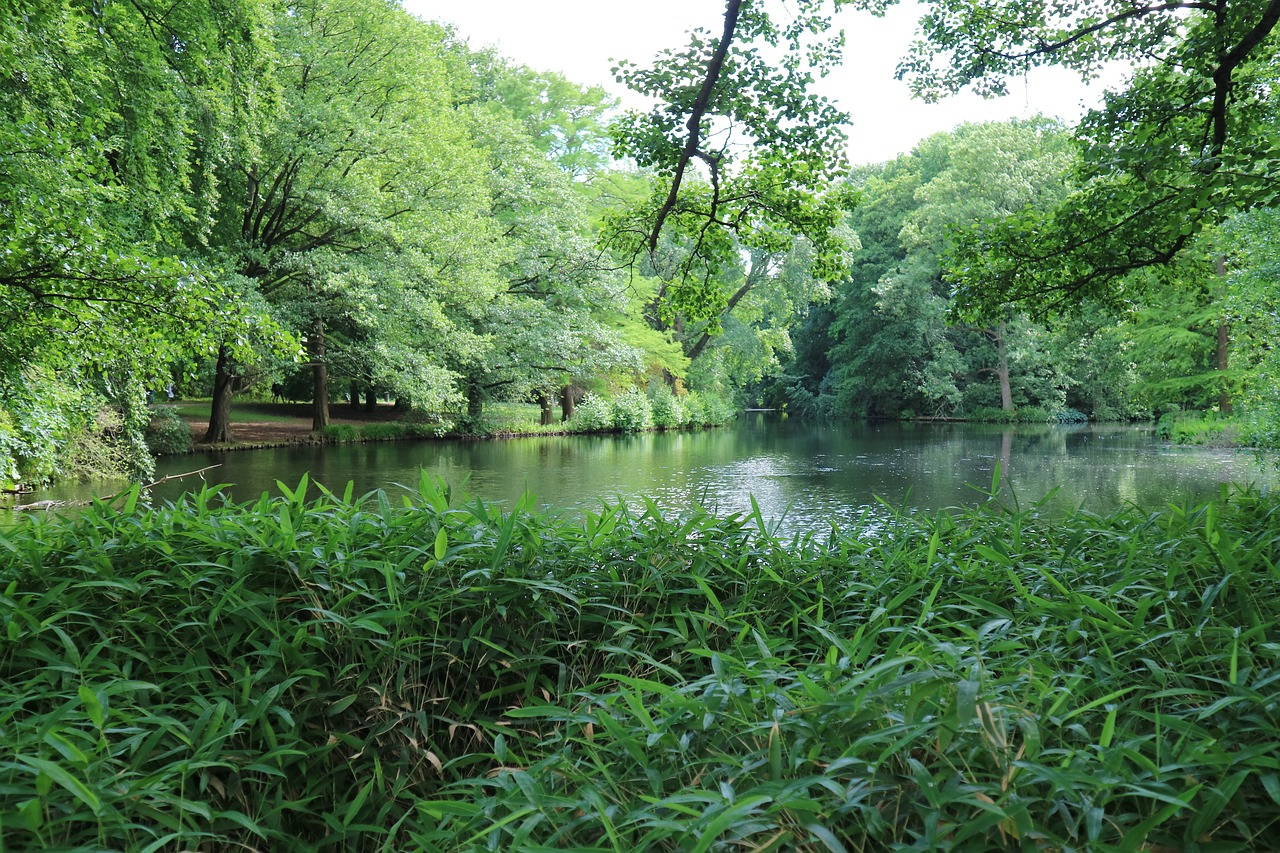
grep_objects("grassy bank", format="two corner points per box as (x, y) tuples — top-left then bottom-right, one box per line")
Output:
(2, 480), (1279, 850)
(159, 395), (737, 456)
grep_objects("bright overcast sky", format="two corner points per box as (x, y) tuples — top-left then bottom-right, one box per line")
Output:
(403, 0), (1127, 165)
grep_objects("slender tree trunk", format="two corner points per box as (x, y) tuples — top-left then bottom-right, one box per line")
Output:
(311, 318), (330, 432)
(535, 390), (556, 426)
(467, 383), (484, 423)
(1216, 254), (1232, 414)
(202, 344), (236, 444)
(995, 322), (1013, 411)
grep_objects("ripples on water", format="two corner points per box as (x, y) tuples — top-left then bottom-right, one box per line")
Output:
(21, 417), (1279, 537)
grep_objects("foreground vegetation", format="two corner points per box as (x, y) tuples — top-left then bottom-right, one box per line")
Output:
(2, 478), (1279, 850)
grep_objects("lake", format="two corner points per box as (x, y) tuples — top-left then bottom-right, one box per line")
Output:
(113, 416), (1279, 534)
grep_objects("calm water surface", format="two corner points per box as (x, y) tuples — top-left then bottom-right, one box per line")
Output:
(119, 416), (1280, 534)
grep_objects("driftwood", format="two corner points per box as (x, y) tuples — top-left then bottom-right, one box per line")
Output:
(10, 464), (222, 512)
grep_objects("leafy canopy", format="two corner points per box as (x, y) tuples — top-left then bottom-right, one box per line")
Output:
(898, 0), (1280, 316)
(606, 0), (881, 324)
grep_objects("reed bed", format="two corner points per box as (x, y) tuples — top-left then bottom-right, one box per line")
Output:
(1, 476), (1279, 851)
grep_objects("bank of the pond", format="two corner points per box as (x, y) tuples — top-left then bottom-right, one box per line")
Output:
(165, 398), (735, 454)
(2, 482), (1279, 851)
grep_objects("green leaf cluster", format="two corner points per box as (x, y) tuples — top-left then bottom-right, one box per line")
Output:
(3, 478), (1280, 849)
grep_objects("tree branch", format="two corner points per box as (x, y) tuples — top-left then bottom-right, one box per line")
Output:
(647, 0), (743, 254)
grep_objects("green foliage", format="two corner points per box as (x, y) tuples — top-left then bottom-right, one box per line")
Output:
(143, 409), (194, 456)
(607, 0), (859, 322)
(572, 394), (616, 432)
(611, 388), (654, 433)
(1157, 411), (1240, 447)
(321, 424), (359, 442)
(0, 368), (136, 486)
(908, 0), (1280, 314)
(818, 122), (1074, 419)
(681, 390), (738, 427)
(1224, 208), (1280, 452)
(649, 386), (685, 429)
(3, 480), (1280, 849)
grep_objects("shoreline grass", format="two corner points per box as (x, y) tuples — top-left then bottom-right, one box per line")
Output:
(1, 478), (1279, 850)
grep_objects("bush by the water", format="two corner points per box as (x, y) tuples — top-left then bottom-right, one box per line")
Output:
(1158, 410), (1240, 446)
(611, 388), (654, 432)
(570, 389), (737, 434)
(143, 407), (194, 455)
(2, 479), (1280, 850)
(649, 386), (684, 429)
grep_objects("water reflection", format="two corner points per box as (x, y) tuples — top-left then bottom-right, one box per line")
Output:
(30, 415), (1279, 535)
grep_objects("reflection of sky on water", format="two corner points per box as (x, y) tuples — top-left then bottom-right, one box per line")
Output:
(95, 417), (1280, 538)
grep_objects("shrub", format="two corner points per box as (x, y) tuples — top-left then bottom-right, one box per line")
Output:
(680, 391), (708, 427)
(144, 407), (193, 455)
(322, 423), (359, 441)
(1014, 406), (1056, 424)
(2, 480), (1280, 850)
(611, 388), (653, 433)
(968, 406), (1018, 423)
(650, 386), (684, 429)
(1052, 408), (1090, 424)
(1157, 411), (1238, 446)
(0, 368), (141, 484)
(700, 391), (739, 426)
(572, 393), (614, 432)
(359, 422), (403, 441)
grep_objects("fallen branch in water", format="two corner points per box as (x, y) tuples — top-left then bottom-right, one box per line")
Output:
(11, 464), (222, 512)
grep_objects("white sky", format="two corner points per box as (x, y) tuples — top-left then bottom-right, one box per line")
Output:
(403, 0), (1128, 166)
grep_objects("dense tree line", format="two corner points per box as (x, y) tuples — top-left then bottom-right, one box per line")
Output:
(0, 0), (833, 489)
(778, 119), (1263, 424)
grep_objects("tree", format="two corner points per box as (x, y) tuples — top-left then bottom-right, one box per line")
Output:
(201, 0), (500, 440)
(900, 0), (1280, 313)
(902, 119), (1071, 410)
(820, 121), (1072, 418)
(0, 0), (277, 375)
(606, 0), (861, 326)
(450, 92), (642, 424)
(1221, 209), (1280, 445)
(0, 0), (282, 478)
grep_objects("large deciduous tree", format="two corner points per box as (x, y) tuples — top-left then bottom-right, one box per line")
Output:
(451, 80), (642, 425)
(0, 0), (280, 480)
(202, 0), (498, 441)
(900, 0), (1280, 313)
(822, 120), (1072, 418)
(0, 0), (277, 375)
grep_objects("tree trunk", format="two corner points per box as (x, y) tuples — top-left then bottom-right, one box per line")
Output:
(350, 382), (361, 411)
(560, 384), (579, 422)
(535, 390), (556, 426)
(467, 383), (484, 422)
(202, 344), (236, 444)
(311, 318), (330, 432)
(364, 388), (377, 411)
(1216, 254), (1232, 414)
(995, 321), (1013, 411)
